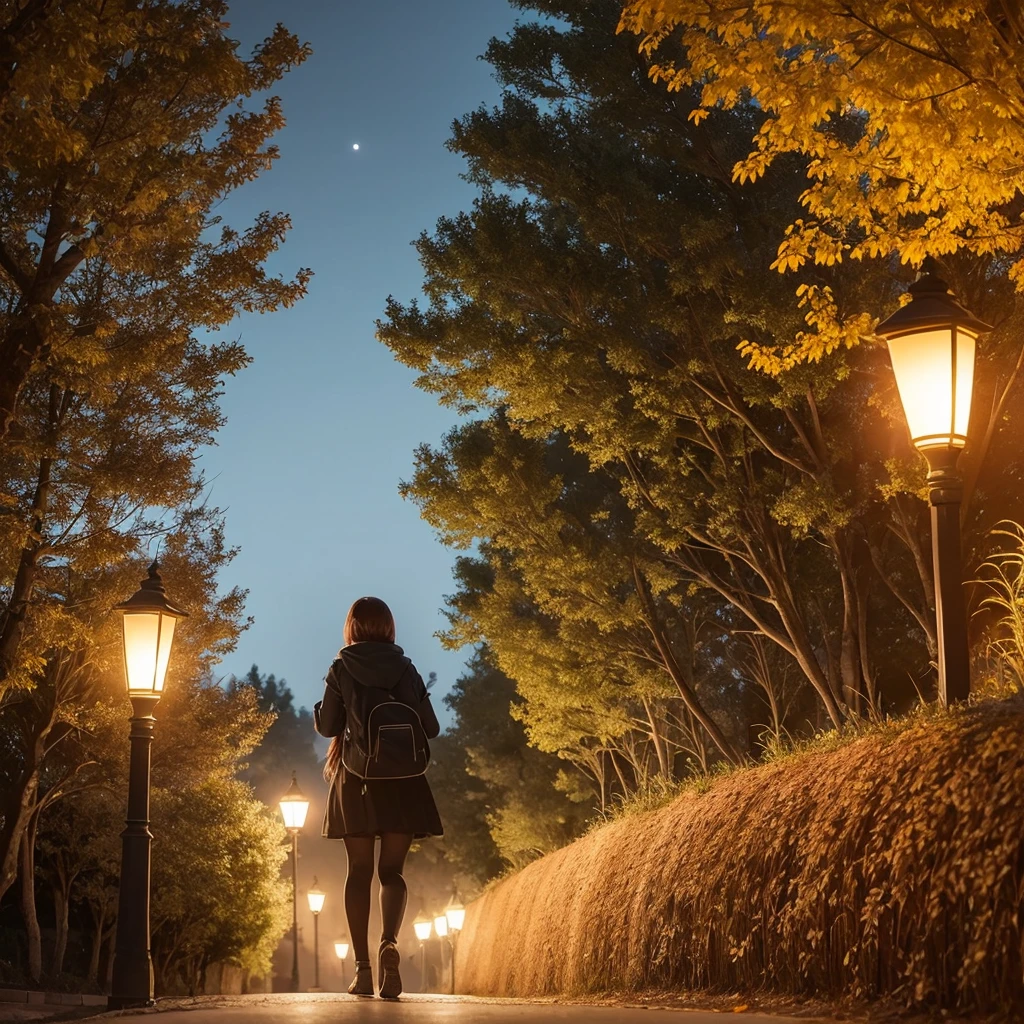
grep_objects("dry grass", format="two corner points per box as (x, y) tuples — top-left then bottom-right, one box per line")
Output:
(454, 694), (1024, 1013)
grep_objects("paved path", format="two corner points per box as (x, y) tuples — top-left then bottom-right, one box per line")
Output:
(77, 993), (830, 1023)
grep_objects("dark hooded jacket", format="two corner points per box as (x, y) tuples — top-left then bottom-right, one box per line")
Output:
(315, 641), (443, 840)
(315, 641), (440, 741)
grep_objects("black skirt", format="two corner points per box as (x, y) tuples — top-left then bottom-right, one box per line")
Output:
(322, 767), (444, 840)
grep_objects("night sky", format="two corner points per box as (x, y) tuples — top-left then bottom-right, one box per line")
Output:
(198, 0), (519, 720)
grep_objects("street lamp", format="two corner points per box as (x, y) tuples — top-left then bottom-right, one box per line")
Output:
(413, 917), (432, 991)
(876, 260), (992, 705)
(433, 914), (450, 993)
(334, 940), (349, 990)
(278, 773), (310, 993)
(109, 562), (188, 1009)
(445, 896), (466, 994)
(307, 878), (326, 992)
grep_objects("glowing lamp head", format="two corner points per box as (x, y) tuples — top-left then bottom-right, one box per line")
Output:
(278, 772), (309, 832)
(445, 901), (466, 933)
(413, 917), (433, 942)
(875, 264), (991, 452)
(307, 877), (326, 915)
(115, 561), (188, 698)
(433, 914), (449, 938)
(334, 940), (349, 960)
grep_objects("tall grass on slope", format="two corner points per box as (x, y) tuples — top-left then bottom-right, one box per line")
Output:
(455, 696), (1024, 1012)
(976, 520), (1024, 691)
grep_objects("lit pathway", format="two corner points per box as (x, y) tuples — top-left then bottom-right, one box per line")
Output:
(86, 993), (832, 1023)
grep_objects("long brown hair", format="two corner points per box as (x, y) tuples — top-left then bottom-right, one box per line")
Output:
(324, 597), (397, 780)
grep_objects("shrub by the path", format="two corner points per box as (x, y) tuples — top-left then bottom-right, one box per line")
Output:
(455, 696), (1024, 1012)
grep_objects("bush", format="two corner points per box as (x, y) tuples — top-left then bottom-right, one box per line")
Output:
(455, 695), (1024, 1012)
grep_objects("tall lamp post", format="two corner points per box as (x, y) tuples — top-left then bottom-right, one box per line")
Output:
(278, 774), (310, 993)
(413, 918), (433, 991)
(876, 260), (991, 705)
(109, 562), (188, 1009)
(333, 940), (349, 991)
(307, 878), (326, 992)
(445, 897), (466, 995)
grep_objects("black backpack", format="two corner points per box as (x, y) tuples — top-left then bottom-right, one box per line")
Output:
(339, 666), (430, 780)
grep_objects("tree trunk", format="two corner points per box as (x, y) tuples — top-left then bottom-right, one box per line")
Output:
(20, 817), (42, 984)
(87, 905), (107, 985)
(50, 865), (76, 977)
(0, 315), (47, 444)
(0, 386), (65, 686)
(0, 714), (48, 903)
(641, 695), (670, 779)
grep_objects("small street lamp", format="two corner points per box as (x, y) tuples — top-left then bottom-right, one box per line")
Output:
(445, 896), (466, 995)
(334, 940), (349, 990)
(413, 917), (433, 991)
(876, 260), (992, 705)
(278, 773), (310, 993)
(109, 562), (188, 1009)
(307, 878), (326, 992)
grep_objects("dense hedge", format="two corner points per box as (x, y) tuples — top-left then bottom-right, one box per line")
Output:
(454, 696), (1024, 1011)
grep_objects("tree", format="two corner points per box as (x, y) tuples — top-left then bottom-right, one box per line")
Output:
(380, 0), (1024, 778)
(0, 0), (311, 441)
(0, 0), (311, 906)
(0, 508), (250, 905)
(150, 777), (290, 995)
(227, 666), (319, 806)
(25, 673), (280, 990)
(617, 1), (1024, 369)
(430, 648), (593, 879)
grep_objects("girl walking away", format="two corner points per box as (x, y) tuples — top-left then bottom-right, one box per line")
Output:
(314, 597), (443, 1000)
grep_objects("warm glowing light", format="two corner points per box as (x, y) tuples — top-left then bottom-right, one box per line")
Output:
(433, 914), (449, 938)
(307, 878), (326, 915)
(122, 612), (176, 694)
(886, 327), (977, 450)
(875, 266), (990, 453)
(115, 562), (187, 697)
(278, 773), (309, 832)
(334, 940), (349, 960)
(413, 917), (433, 942)
(445, 902), (465, 932)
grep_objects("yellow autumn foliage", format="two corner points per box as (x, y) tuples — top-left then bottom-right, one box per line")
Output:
(618, 1), (1024, 370)
(456, 694), (1024, 1011)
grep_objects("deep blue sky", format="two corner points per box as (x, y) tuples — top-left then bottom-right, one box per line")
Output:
(200, 0), (520, 719)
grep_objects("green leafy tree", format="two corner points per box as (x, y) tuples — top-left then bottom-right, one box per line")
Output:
(432, 648), (592, 879)
(150, 777), (291, 995)
(227, 665), (319, 806)
(380, 0), (1024, 785)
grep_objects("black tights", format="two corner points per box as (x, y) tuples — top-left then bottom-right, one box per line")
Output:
(343, 833), (413, 963)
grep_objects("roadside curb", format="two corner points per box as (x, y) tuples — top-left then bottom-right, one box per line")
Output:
(0, 990), (108, 1008)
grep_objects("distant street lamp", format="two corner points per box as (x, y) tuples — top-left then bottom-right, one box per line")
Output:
(445, 896), (466, 994)
(433, 913), (450, 993)
(413, 917), (433, 991)
(307, 878), (326, 992)
(278, 773), (310, 993)
(876, 260), (992, 705)
(334, 940), (349, 990)
(109, 562), (188, 1009)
